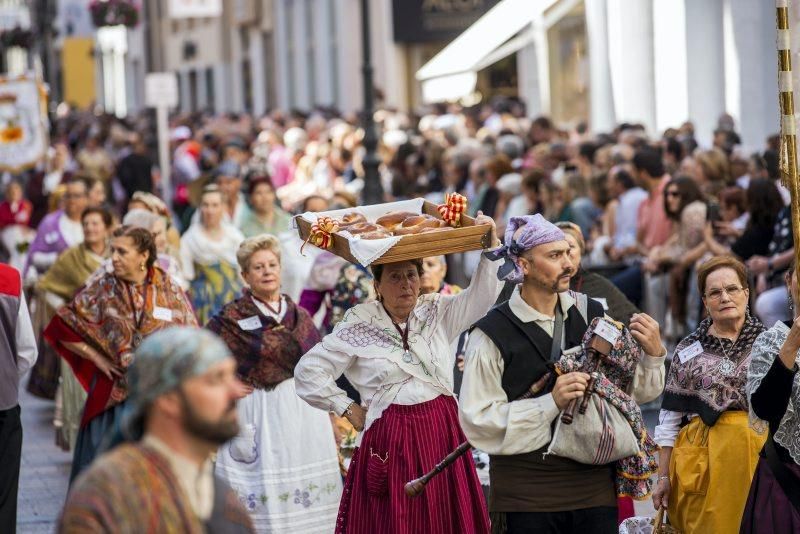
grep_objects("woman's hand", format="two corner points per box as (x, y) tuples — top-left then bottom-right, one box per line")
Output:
(552, 372), (591, 410)
(714, 221), (742, 238)
(747, 255), (769, 275)
(652, 477), (671, 510)
(630, 313), (665, 357)
(345, 402), (367, 432)
(779, 315), (800, 369)
(92, 353), (124, 381)
(233, 382), (254, 399)
(475, 211), (499, 247)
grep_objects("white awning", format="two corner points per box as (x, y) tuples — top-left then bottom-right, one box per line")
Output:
(416, 0), (546, 82)
(416, 0), (583, 103)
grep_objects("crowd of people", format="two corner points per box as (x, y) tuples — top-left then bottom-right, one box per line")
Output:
(0, 98), (797, 534)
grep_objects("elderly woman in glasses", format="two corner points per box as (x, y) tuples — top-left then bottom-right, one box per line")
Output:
(652, 255), (767, 533)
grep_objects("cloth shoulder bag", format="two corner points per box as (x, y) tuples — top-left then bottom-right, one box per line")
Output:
(545, 309), (641, 464)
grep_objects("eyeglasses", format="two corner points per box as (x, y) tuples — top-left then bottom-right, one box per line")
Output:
(665, 191), (681, 198)
(705, 285), (746, 301)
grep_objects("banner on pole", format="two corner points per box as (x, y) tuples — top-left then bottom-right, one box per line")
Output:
(0, 74), (48, 173)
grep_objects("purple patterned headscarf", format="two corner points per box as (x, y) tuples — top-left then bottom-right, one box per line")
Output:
(485, 214), (566, 283)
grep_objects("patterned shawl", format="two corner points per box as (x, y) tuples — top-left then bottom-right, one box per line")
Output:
(662, 314), (765, 427)
(747, 321), (800, 464)
(36, 243), (106, 300)
(205, 290), (320, 390)
(554, 317), (658, 500)
(44, 266), (198, 423)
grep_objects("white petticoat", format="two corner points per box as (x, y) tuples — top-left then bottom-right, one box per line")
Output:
(216, 378), (343, 533)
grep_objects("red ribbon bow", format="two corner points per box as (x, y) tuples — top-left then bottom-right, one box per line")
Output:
(301, 216), (339, 255)
(437, 193), (468, 227)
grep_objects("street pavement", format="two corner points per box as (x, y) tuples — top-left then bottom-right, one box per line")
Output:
(16, 386), (71, 534)
(12, 382), (658, 532)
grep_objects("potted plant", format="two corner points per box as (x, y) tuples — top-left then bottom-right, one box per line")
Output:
(89, 0), (139, 28)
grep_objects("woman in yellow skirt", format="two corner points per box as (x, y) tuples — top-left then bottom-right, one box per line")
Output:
(652, 256), (767, 533)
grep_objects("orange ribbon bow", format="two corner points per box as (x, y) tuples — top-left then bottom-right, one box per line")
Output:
(301, 216), (339, 255)
(437, 193), (468, 227)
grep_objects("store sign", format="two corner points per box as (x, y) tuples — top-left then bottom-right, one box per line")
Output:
(145, 73), (179, 108)
(392, 0), (500, 43)
(168, 0), (222, 19)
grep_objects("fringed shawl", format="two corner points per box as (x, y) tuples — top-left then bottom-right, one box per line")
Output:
(36, 243), (105, 300)
(44, 266), (197, 425)
(205, 291), (320, 389)
(662, 314), (765, 427)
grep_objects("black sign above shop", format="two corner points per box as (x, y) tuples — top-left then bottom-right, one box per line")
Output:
(392, 0), (501, 43)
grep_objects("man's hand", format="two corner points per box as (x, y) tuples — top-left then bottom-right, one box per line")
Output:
(552, 372), (591, 410)
(630, 313), (665, 357)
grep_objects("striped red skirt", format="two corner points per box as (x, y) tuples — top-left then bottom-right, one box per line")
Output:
(336, 395), (489, 534)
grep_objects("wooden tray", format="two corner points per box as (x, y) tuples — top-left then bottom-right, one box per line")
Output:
(295, 201), (493, 265)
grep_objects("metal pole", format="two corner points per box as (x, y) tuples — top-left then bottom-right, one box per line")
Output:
(775, 1), (800, 276)
(360, 0), (383, 205)
(156, 105), (172, 210)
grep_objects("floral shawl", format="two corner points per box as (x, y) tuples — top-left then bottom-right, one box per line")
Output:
(36, 243), (106, 300)
(205, 290), (320, 389)
(44, 266), (197, 424)
(662, 314), (765, 427)
(748, 321), (800, 464)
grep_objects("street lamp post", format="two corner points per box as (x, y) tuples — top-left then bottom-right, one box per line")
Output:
(360, 0), (383, 205)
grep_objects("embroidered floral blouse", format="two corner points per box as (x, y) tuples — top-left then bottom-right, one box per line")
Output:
(294, 254), (503, 444)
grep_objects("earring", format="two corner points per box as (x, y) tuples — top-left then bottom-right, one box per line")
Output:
(140, 262), (146, 272)
(789, 295), (794, 312)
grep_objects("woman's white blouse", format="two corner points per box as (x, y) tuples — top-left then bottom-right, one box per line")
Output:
(295, 253), (503, 438)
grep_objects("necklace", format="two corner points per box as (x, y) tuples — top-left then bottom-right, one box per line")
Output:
(710, 323), (739, 359)
(382, 303), (413, 363)
(126, 276), (150, 349)
(252, 292), (282, 316)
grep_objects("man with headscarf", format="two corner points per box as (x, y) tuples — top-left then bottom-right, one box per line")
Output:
(58, 327), (254, 533)
(458, 215), (666, 534)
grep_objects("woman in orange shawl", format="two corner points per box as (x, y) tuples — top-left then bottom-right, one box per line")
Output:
(44, 225), (197, 482)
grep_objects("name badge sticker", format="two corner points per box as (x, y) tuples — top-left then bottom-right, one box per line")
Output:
(679, 341), (704, 363)
(594, 319), (621, 344)
(238, 316), (262, 331)
(153, 307), (173, 322)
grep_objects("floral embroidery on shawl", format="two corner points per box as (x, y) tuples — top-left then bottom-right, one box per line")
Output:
(554, 317), (658, 499)
(206, 291), (320, 390)
(663, 314), (765, 427)
(47, 266), (197, 416)
(748, 322), (800, 464)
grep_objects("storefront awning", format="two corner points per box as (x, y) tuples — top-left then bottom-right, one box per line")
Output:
(416, 0), (579, 103)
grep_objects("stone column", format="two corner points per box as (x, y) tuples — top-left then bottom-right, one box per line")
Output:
(585, 0), (616, 131)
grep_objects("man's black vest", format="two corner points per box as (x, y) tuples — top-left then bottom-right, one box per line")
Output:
(472, 295), (604, 401)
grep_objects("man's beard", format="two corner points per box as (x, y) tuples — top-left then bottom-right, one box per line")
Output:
(529, 267), (574, 293)
(178, 391), (240, 445)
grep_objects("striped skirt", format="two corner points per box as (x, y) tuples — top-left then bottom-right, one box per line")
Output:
(336, 395), (489, 534)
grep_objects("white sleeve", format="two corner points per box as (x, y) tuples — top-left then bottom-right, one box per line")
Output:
(629, 351), (666, 404)
(654, 409), (684, 447)
(439, 252), (502, 344)
(31, 251), (58, 271)
(458, 329), (560, 455)
(179, 239), (195, 281)
(294, 341), (355, 416)
(15, 292), (37, 376)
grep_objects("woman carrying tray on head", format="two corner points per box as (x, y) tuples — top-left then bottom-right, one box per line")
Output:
(295, 212), (502, 534)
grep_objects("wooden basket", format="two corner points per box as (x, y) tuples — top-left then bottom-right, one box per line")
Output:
(295, 201), (493, 266)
